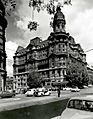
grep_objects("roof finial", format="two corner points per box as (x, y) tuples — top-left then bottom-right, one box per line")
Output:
(56, 5), (61, 12)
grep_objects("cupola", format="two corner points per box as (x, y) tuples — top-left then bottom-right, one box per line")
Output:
(53, 6), (66, 33)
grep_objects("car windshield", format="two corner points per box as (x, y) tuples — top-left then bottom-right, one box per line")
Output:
(67, 99), (93, 112)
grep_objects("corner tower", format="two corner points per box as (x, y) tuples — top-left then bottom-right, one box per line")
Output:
(53, 6), (66, 33)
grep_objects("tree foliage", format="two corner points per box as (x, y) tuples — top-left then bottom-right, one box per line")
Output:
(28, 0), (72, 31)
(1, 0), (72, 31)
(66, 61), (89, 88)
(27, 65), (43, 88)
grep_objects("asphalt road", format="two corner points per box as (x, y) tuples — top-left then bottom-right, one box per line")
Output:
(0, 87), (93, 112)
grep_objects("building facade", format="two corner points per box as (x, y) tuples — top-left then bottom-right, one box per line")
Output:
(6, 76), (14, 91)
(87, 66), (93, 84)
(0, 0), (7, 91)
(13, 7), (87, 92)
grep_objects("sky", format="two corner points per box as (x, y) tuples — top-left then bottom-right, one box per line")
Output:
(5, 0), (93, 76)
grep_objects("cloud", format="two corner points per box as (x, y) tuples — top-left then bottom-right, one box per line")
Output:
(69, 8), (93, 50)
(64, 7), (93, 65)
(86, 51), (93, 65)
(16, 17), (31, 31)
(5, 41), (18, 76)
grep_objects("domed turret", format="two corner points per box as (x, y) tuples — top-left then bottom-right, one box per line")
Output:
(53, 6), (66, 33)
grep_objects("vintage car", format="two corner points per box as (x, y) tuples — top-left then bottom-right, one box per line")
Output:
(59, 95), (93, 119)
(70, 87), (80, 92)
(0, 91), (15, 98)
(25, 88), (36, 96)
(63, 87), (72, 91)
(34, 88), (51, 97)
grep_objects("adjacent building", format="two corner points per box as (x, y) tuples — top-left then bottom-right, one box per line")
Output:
(13, 7), (87, 92)
(87, 66), (93, 84)
(6, 76), (14, 91)
(0, 0), (7, 91)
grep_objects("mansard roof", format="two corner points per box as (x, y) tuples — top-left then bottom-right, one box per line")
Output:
(39, 40), (49, 47)
(69, 36), (76, 44)
(30, 37), (41, 46)
(16, 46), (26, 55)
(26, 37), (42, 50)
(70, 43), (84, 52)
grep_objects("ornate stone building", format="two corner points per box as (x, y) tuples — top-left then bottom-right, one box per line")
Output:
(13, 7), (87, 92)
(0, 0), (7, 91)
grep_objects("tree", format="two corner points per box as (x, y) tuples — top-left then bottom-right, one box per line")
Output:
(1, 0), (72, 31)
(66, 61), (89, 88)
(28, 0), (72, 31)
(27, 65), (43, 88)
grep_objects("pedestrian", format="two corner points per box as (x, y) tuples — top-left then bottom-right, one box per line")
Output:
(57, 87), (60, 97)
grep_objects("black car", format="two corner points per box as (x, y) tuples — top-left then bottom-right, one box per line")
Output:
(0, 91), (15, 98)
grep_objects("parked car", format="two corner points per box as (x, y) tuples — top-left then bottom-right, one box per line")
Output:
(83, 85), (88, 89)
(63, 87), (72, 91)
(44, 90), (51, 96)
(34, 88), (51, 97)
(0, 91), (15, 98)
(34, 90), (44, 97)
(88, 84), (93, 87)
(25, 88), (36, 97)
(59, 95), (93, 119)
(71, 87), (80, 92)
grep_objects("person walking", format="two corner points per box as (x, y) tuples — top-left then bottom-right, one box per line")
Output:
(57, 87), (61, 97)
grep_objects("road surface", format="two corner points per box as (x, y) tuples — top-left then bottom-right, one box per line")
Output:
(0, 87), (93, 112)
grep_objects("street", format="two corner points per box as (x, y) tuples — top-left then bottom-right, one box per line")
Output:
(0, 87), (93, 119)
(0, 87), (93, 112)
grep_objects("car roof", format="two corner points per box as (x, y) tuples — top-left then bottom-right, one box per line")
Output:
(69, 95), (93, 101)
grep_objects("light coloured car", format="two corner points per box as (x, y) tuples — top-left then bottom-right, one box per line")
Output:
(59, 95), (93, 119)
(44, 90), (51, 96)
(88, 84), (92, 87)
(63, 87), (72, 91)
(83, 85), (88, 89)
(34, 88), (51, 96)
(71, 87), (80, 92)
(25, 88), (36, 96)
